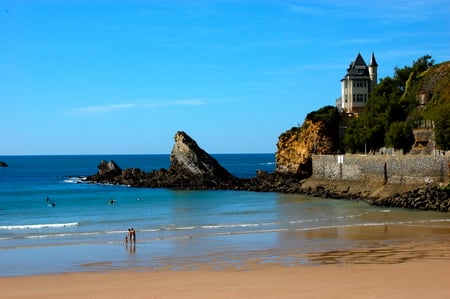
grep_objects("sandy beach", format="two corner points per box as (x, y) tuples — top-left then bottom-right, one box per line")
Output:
(2, 248), (450, 299)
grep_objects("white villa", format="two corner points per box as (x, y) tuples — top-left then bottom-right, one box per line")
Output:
(336, 53), (378, 115)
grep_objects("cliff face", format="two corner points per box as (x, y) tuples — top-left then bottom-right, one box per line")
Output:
(276, 120), (334, 174)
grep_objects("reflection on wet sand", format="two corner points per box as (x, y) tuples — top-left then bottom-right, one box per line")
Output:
(254, 221), (450, 266)
(292, 222), (450, 241)
(306, 239), (450, 265)
(301, 223), (450, 265)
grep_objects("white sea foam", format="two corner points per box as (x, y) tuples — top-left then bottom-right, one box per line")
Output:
(292, 218), (450, 232)
(25, 231), (99, 239)
(63, 176), (86, 184)
(149, 216), (373, 233)
(0, 222), (79, 230)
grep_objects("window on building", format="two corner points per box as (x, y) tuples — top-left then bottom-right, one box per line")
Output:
(353, 94), (367, 102)
(353, 80), (368, 88)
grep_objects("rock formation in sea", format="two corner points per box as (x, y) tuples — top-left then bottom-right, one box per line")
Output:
(87, 131), (308, 191)
(87, 131), (240, 189)
(0, 161), (7, 167)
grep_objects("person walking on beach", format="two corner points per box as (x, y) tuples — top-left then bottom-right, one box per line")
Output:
(130, 228), (136, 243)
(125, 228), (131, 243)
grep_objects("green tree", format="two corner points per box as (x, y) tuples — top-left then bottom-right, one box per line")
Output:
(342, 117), (364, 153)
(385, 122), (415, 154)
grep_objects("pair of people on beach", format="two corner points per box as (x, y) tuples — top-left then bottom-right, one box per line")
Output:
(125, 228), (136, 243)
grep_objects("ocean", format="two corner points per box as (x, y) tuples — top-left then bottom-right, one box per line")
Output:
(1, 154), (450, 276)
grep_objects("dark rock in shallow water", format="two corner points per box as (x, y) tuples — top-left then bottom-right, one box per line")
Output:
(0, 161), (7, 167)
(92, 160), (122, 183)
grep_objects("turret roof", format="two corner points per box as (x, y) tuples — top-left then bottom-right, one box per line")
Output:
(369, 52), (378, 67)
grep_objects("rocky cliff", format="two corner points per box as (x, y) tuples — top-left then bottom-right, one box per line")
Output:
(276, 120), (335, 175)
(276, 105), (340, 175)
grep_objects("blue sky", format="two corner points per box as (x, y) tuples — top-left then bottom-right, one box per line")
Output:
(1, 0), (449, 155)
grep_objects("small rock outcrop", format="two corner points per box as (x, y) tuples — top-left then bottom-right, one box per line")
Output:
(97, 160), (122, 178)
(0, 161), (7, 167)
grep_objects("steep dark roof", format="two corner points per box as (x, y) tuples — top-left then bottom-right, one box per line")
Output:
(343, 53), (370, 79)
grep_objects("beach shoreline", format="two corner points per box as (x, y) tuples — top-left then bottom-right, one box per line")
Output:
(2, 256), (450, 299)
(2, 221), (450, 278)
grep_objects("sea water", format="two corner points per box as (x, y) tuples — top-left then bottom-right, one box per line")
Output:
(1, 154), (450, 276)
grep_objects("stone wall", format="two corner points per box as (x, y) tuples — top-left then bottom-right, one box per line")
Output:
(312, 154), (450, 185)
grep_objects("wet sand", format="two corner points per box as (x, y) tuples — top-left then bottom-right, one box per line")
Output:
(2, 260), (450, 299)
(2, 240), (450, 299)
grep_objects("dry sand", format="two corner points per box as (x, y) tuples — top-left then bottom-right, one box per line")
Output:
(2, 257), (450, 299)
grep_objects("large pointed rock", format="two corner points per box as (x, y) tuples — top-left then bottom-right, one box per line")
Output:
(169, 131), (236, 184)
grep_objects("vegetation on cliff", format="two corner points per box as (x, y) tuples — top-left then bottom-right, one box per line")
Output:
(420, 62), (450, 150)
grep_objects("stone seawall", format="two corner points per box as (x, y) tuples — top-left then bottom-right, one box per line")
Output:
(312, 154), (450, 186)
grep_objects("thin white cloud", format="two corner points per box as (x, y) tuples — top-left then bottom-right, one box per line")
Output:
(73, 103), (137, 114)
(70, 99), (205, 116)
